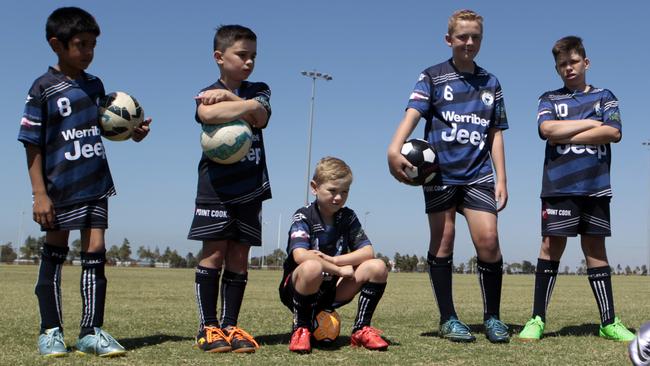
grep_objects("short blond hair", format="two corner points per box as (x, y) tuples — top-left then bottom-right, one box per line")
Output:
(312, 157), (353, 185)
(448, 9), (483, 35)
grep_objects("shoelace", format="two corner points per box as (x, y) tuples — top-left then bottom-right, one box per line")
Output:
(486, 319), (508, 333)
(46, 330), (64, 348)
(448, 319), (471, 333)
(227, 327), (259, 348)
(204, 327), (228, 343)
(357, 326), (383, 339)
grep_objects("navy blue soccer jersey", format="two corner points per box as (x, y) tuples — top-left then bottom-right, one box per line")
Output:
(537, 86), (621, 197)
(17, 67), (115, 208)
(282, 202), (371, 276)
(194, 80), (272, 205)
(407, 59), (509, 185)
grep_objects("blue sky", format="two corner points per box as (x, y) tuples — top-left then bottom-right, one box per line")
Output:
(1, 1), (649, 270)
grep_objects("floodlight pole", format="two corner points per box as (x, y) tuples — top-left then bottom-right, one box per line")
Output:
(641, 141), (650, 276)
(301, 70), (333, 206)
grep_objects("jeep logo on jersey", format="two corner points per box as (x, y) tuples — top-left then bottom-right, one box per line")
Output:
(556, 144), (607, 159)
(481, 90), (494, 106)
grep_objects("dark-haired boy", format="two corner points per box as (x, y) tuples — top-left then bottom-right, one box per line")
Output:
(279, 157), (389, 353)
(188, 24), (271, 354)
(18, 7), (151, 357)
(387, 9), (509, 343)
(518, 36), (635, 342)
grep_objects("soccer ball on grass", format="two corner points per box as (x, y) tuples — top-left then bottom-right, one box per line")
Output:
(312, 309), (341, 343)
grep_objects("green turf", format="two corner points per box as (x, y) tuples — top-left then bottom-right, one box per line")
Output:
(1, 265), (647, 365)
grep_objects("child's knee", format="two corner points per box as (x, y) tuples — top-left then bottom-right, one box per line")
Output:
(361, 259), (389, 281)
(296, 259), (324, 281)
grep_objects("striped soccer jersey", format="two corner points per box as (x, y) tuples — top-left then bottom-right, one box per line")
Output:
(18, 67), (114, 208)
(193, 80), (272, 205)
(537, 86), (621, 197)
(282, 202), (371, 277)
(407, 59), (509, 185)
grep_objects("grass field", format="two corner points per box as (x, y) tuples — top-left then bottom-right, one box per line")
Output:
(1, 265), (648, 365)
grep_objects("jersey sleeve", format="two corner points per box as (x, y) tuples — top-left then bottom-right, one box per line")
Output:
(250, 82), (272, 120)
(18, 81), (45, 146)
(601, 89), (622, 131)
(346, 211), (371, 252)
(287, 212), (312, 254)
(536, 94), (556, 140)
(405, 72), (431, 117)
(492, 81), (509, 130)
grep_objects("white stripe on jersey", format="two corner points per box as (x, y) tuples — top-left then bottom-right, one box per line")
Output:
(589, 189), (612, 197)
(43, 81), (71, 100)
(223, 181), (270, 205)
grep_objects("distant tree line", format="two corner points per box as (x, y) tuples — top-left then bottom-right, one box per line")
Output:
(1, 237), (648, 275)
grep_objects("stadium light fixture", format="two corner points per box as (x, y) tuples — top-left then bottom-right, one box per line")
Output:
(641, 140), (650, 276)
(301, 69), (333, 205)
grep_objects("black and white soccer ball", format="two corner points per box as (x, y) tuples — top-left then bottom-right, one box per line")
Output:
(630, 321), (650, 366)
(98, 91), (144, 141)
(400, 138), (438, 185)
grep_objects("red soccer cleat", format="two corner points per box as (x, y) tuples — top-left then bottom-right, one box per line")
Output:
(350, 326), (389, 351)
(288, 327), (311, 353)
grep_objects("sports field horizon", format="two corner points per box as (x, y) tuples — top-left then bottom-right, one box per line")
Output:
(2, 265), (647, 365)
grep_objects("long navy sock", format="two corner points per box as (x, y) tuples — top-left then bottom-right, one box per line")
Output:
(352, 282), (386, 333)
(79, 251), (107, 337)
(35, 244), (68, 332)
(293, 291), (317, 330)
(220, 270), (248, 328)
(477, 258), (503, 321)
(532, 258), (559, 322)
(195, 266), (221, 329)
(426, 253), (457, 323)
(588, 266), (615, 326)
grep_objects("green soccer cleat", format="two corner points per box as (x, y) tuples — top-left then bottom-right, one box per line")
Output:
(599, 317), (635, 342)
(439, 316), (476, 342)
(38, 327), (68, 357)
(484, 316), (510, 343)
(518, 316), (545, 341)
(75, 327), (126, 357)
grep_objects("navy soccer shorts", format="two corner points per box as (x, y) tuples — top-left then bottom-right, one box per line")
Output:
(423, 183), (497, 214)
(42, 199), (108, 231)
(187, 200), (262, 246)
(279, 271), (353, 312)
(541, 196), (611, 237)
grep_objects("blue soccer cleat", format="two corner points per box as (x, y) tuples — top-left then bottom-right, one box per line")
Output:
(484, 316), (510, 343)
(439, 316), (476, 342)
(75, 327), (126, 357)
(38, 327), (68, 357)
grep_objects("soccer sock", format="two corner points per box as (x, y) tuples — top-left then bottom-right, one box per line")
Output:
(477, 258), (503, 321)
(587, 266), (616, 326)
(426, 252), (457, 323)
(352, 282), (387, 333)
(219, 270), (248, 328)
(292, 291), (317, 330)
(79, 251), (107, 337)
(35, 244), (69, 332)
(195, 266), (221, 329)
(532, 258), (559, 322)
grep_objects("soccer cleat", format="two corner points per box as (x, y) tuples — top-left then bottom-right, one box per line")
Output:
(484, 316), (510, 343)
(439, 316), (476, 342)
(350, 326), (389, 350)
(600, 317), (636, 342)
(289, 327), (311, 353)
(224, 326), (259, 353)
(518, 316), (545, 341)
(38, 327), (68, 357)
(194, 326), (231, 353)
(75, 327), (126, 357)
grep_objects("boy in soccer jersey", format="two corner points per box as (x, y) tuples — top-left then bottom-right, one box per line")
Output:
(518, 36), (635, 342)
(387, 9), (509, 343)
(18, 7), (151, 357)
(279, 157), (389, 353)
(188, 25), (271, 354)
